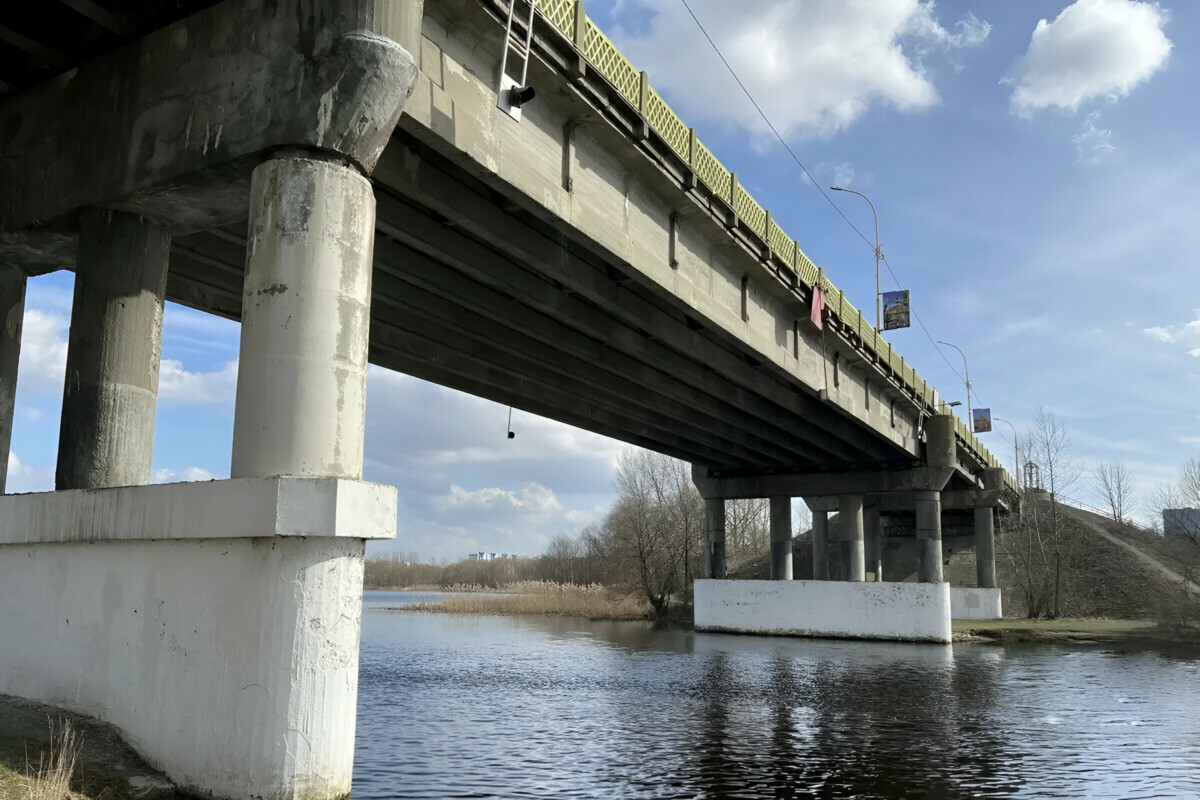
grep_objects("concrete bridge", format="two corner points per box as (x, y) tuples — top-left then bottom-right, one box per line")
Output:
(0, 0), (1014, 796)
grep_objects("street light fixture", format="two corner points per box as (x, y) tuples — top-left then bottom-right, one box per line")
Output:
(830, 186), (882, 332)
(936, 340), (971, 422)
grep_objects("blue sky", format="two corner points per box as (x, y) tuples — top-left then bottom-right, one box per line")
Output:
(8, 0), (1197, 559)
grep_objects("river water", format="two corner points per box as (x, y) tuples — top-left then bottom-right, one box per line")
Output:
(353, 591), (1200, 799)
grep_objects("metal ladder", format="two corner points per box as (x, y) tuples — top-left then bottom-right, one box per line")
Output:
(497, 0), (536, 121)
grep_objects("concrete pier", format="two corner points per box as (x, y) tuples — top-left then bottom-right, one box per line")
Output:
(769, 496), (792, 580)
(915, 490), (943, 583)
(232, 155), (376, 480)
(705, 497), (726, 579)
(812, 510), (830, 580)
(975, 506), (997, 589)
(0, 268), (24, 494)
(864, 501), (882, 581)
(839, 494), (865, 582)
(56, 210), (170, 490)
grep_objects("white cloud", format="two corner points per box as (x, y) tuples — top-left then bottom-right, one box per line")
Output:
(157, 359), (238, 404)
(152, 466), (217, 484)
(434, 482), (565, 517)
(5, 450), (53, 494)
(1073, 111), (1118, 164)
(1006, 0), (1171, 116)
(612, 0), (989, 141)
(1144, 311), (1200, 356)
(15, 310), (69, 395)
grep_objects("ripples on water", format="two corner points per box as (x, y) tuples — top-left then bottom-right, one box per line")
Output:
(354, 591), (1200, 799)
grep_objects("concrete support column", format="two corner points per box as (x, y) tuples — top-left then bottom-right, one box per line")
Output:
(864, 501), (882, 582)
(704, 497), (726, 579)
(769, 496), (792, 580)
(915, 490), (943, 583)
(231, 155), (376, 480)
(975, 506), (997, 589)
(0, 269), (25, 494)
(812, 510), (829, 580)
(57, 210), (170, 490)
(838, 494), (865, 582)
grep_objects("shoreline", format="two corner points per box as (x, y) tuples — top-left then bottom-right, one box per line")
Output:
(953, 618), (1200, 648)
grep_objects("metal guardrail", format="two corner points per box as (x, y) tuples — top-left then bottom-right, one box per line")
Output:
(528, 0), (1015, 493)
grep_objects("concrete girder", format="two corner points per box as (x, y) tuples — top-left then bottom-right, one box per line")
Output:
(372, 137), (909, 466)
(802, 489), (1010, 513)
(0, 0), (420, 260)
(368, 192), (874, 468)
(698, 465), (955, 501)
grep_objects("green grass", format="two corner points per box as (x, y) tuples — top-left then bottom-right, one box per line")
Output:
(952, 617), (1200, 645)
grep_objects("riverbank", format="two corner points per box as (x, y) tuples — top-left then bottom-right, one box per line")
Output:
(0, 695), (178, 800)
(388, 581), (654, 621)
(953, 618), (1200, 647)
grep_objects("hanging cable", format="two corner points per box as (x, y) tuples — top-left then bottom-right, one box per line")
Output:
(679, 0), (998, 413)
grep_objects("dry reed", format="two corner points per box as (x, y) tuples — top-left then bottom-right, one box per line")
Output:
(404, 581), (652, 620)
(22, 719), (82, 800)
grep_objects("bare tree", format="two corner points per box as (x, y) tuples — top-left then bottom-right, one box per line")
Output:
(1029, 409), (1081, 618)
(1151, 458), (1200, 547)
(725, 498), (769, 570)
(1093, 461), (1134, 525)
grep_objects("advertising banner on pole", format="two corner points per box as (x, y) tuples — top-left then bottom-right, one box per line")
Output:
(882, 290), (910, 330)
(973, 407), (992, 433)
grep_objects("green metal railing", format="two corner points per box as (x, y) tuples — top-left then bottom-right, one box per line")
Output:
(526, 0), (1015, 492)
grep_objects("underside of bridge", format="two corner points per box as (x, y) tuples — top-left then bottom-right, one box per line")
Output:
(168, 126), (909, 474)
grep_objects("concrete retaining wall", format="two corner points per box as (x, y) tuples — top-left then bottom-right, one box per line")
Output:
(950, 587), (1003, 620)
(695, 579), (952, 643)
(0, 477), (395, 800)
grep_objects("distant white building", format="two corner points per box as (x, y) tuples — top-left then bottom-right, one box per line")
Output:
(1163, 508), (1200, 537)
(467, 552), (516, 561)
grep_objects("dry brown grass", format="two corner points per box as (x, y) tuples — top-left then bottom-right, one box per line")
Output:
(402, 581), (652, 620)
(17, 720), (83, 800)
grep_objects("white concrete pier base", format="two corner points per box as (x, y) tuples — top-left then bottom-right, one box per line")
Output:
(695, 579), (951, 643)
(0, 477), (396, 800)
(951, 587), (1003, 620)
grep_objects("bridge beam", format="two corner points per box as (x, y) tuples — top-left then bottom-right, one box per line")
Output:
(769, 496), (792, 580)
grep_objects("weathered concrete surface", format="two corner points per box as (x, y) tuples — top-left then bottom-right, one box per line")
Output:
(57, 210), (169, 491)
(231, 156), (375, 480)
(0, 1), (421, 238)
(695, 579), (952, 643)
(915, 490), (944, 583)
(0, 477), (397, 545)
(865, 502), (883, 582)
(404, 2), (922, 462)
(812, 510), (830, 581)
(705, 497), (726, 579)
(975, 506), (997, 589)
(950, 587), (1003, 621)
(0, 269), (23, 493)
(692, 465), (954, 500)
(769, 496), (792, 580)
(0, 477), (395, 800)
(838, 494), (865, 582)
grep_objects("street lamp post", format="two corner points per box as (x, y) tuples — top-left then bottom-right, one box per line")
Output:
(830, 186), (882, 331)
(936, 340), (971, 422)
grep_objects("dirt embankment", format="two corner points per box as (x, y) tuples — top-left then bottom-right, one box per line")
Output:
(0, 695), (179, 800)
